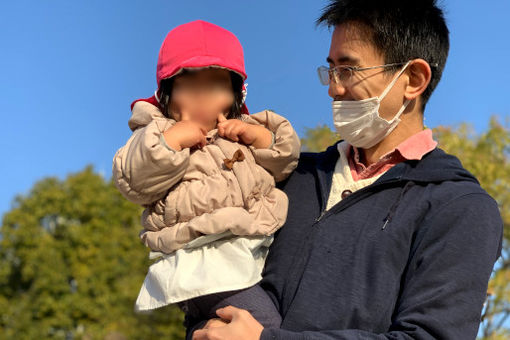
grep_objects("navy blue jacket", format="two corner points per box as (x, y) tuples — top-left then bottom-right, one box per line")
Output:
(260, 145), (503, 339)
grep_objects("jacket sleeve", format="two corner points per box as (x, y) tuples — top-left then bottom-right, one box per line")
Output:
(112, 118), (190, 205)
(243, 110), (300, 182)
(260, 193), (503, 340)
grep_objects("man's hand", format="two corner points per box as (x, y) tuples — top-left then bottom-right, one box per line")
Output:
(217, 113), (272, 149)
(163, 110), (207, 151)
(204, 318), (228, 329)
(192, 306), (264, 340)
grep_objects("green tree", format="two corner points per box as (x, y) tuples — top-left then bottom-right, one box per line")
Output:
(300, 124), (339, 152)
(0, 166), (185, 339)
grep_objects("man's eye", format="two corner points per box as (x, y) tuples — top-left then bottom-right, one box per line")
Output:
(339, 68), (353, 79)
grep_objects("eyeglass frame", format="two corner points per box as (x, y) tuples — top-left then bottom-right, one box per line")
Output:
(317, 61), (439, 86)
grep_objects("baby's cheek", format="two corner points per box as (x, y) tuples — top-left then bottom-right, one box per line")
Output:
(170, 92), (234, 120)
(212, 92), (234, 112)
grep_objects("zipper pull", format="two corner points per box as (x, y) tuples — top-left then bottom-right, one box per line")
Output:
(382, 217), (390, 230)
(316, 210), (326, 222)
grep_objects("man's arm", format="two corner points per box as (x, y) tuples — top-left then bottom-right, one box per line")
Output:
(195, 192), (503, 340)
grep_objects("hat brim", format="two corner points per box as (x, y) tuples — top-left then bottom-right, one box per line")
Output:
(157, 55), (247, 87)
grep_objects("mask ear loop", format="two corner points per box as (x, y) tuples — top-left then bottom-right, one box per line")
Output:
(380, 61), (413, 124)
(379, 61), (412, 101)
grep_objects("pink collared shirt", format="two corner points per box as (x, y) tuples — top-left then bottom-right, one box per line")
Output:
(348, 129), (438, 181)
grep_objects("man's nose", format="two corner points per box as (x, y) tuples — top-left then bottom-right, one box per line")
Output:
(328, 80), (347, 99)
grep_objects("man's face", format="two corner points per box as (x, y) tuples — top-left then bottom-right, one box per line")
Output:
(327, 23), (409, 121)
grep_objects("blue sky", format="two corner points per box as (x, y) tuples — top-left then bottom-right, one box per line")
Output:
(1, 0), (509, 217)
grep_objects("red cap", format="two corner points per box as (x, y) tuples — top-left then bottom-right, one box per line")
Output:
(131, 20), (249, 114)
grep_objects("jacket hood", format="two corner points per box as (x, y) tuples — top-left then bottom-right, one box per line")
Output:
(308, 143), (481, 226)
(128, 101), (166, 131)
(396, 147), (479, 185)
(316, 142), (479, 186)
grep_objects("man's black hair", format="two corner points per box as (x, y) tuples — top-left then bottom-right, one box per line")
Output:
(159, 70), (244, 120)
(317, 0), (449, 111)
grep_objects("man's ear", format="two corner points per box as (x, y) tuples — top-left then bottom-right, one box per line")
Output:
(404, 59), (432, 101)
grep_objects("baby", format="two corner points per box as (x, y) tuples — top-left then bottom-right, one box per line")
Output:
(112, 20), (300, 332)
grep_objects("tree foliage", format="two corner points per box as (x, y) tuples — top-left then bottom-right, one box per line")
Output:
(300, 124), (339, 152)
(0, 166), (185, 339)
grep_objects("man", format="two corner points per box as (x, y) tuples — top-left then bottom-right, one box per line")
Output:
(193, 0), (503, 338)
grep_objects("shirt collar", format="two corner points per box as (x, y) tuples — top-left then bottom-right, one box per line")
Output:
(393, 128), (438, 161)
(350, 128), (438, 166)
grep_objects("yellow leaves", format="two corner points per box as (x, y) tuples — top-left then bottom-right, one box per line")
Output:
(482, 333), (510, 340)
(301, 124), (340, 152)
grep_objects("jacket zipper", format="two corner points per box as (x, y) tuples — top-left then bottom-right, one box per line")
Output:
(314, 178), (404, 223)
(281, 177), (404, 317)
(316, 210), (327, 222)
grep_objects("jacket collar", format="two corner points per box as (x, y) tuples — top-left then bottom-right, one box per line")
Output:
(313, 143), (436, 212)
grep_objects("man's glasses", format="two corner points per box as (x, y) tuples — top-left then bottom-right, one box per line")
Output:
(317, 61), (438, 86)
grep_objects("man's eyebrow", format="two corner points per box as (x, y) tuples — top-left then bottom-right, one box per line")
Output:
(326, 56), (360, 65)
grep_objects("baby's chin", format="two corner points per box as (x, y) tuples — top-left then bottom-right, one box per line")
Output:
(193, 112), (229, 130)
(204, 121), (218, 132)
(188, 117), (218, 132)
(193, 115), (219, 131)
(173, 109), (228, 131)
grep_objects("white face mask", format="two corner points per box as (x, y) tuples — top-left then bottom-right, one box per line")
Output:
(332, 61), (411, 149)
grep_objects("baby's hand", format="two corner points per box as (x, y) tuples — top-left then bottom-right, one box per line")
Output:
(217, 113), (272, 149)
(163, 110), (207, 151)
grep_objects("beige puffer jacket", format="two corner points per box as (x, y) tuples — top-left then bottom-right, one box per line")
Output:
(112, 101), (300, 254)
